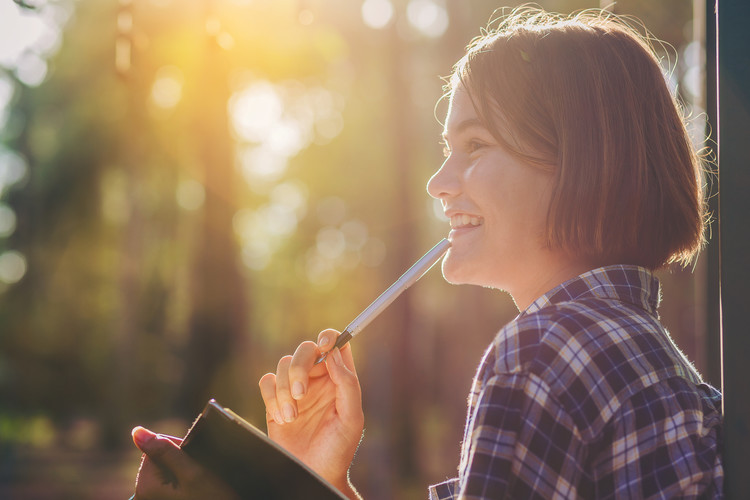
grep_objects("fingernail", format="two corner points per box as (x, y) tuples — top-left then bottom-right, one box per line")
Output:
(318, 335), (330, 348)
(273, 409), (284, 425)
(132, 426), (155, 448)
(282, 403), (296, 423)
(292, 381), (305, 400)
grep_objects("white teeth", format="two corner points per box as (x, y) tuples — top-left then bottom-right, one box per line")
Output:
(450, 214), (483, 228)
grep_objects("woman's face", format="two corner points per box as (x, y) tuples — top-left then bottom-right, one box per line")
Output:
(427, 86), (555, 292)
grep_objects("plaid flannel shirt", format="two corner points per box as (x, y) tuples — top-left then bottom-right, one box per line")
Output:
(429, 265), (723, 499)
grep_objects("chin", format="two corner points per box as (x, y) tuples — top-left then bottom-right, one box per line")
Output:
(440, 259), (461, 285)
(441, 257), (476, 286)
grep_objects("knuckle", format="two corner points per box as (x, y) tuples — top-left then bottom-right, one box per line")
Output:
(287, 365), (305, 381)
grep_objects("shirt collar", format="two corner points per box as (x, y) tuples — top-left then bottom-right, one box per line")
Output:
(522, 265), (661, 317)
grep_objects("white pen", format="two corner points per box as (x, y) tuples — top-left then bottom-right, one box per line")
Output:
(314, 238), (451, 365)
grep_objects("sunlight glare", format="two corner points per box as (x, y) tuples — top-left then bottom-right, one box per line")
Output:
(238, 145), (288, 188)
(266, 118), (306, 156)
(230, 81), (284, 143)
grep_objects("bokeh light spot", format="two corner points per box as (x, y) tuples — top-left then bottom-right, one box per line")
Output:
(361, 0), (394, 30)
(406, 0), (449, 38)
(151, 66), (184, 109)
(0, 251), (27, 284)
(176, 178), (205, 211)
(230, 82), (284, 143)
(0, 204), (17, 238)
(0, 148), (29, 195)
(317, 226), (346, 260)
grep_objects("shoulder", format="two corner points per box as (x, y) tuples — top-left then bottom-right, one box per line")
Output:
(491, 295), (660, 375)
(487, 296), (698, 437)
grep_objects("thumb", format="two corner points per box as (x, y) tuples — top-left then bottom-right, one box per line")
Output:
(132, 426), (196, 476)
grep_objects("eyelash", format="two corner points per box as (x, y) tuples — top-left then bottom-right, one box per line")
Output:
(441, 139), (487, 158)
(465, 140), (486, 154)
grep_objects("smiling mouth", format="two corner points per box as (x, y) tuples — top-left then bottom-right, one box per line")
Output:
(450, 214), (483, 229)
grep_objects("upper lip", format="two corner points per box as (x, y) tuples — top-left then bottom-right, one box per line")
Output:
(444, 208), (481, 218)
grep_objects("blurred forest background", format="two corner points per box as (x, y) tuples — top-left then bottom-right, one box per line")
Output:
(0, 0), (716, 498)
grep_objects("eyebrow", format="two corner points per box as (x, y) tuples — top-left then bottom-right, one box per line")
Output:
(441, 118), (487, 141)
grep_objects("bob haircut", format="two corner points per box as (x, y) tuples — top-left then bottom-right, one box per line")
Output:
(449, 7), (707, 270)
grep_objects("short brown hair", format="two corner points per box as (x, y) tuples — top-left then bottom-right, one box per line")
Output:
(449, 7), (706, 270)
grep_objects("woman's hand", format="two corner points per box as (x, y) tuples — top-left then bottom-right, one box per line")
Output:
(130, 426), (240, 500)
(258, 329), (364, 496)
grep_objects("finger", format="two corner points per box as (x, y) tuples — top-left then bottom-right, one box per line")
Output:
(337, 338), (357, 374)
(318, 329), (356, 373)
(325, 347), (363, 425)
(275, 355), (297, 423)
(316, 329), (339, 353)
(288, 341), (321, 400)
(258, 373), (285, 425)
(318, 328), (357, 375)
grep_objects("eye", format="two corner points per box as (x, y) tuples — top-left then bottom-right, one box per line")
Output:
(465, 139), (487, 155)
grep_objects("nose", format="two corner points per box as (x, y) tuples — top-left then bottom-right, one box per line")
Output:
(426, 158), (460, 200)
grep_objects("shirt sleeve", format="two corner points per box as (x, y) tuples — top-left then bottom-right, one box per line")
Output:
(428, 478), (459, 500)
(598, 377), (724, 498)
(457, 372), (723, 499)
(458, 371), (586, 499)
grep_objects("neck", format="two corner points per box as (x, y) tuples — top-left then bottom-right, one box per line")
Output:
(509, 253), (598, 311)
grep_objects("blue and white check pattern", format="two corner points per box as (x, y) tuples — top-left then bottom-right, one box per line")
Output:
(429, 265), (723, 499)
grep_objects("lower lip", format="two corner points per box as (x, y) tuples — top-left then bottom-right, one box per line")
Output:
(449, 225), (480, 238)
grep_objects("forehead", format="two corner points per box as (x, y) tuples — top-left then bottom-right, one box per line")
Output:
(443, 86), (484, 136)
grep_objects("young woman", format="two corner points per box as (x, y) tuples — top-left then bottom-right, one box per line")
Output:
(131, 7), (723, 499)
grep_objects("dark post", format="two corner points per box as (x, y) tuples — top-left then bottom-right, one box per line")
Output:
(716, 0), (750, 497)
(701, 0), (722, 393)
